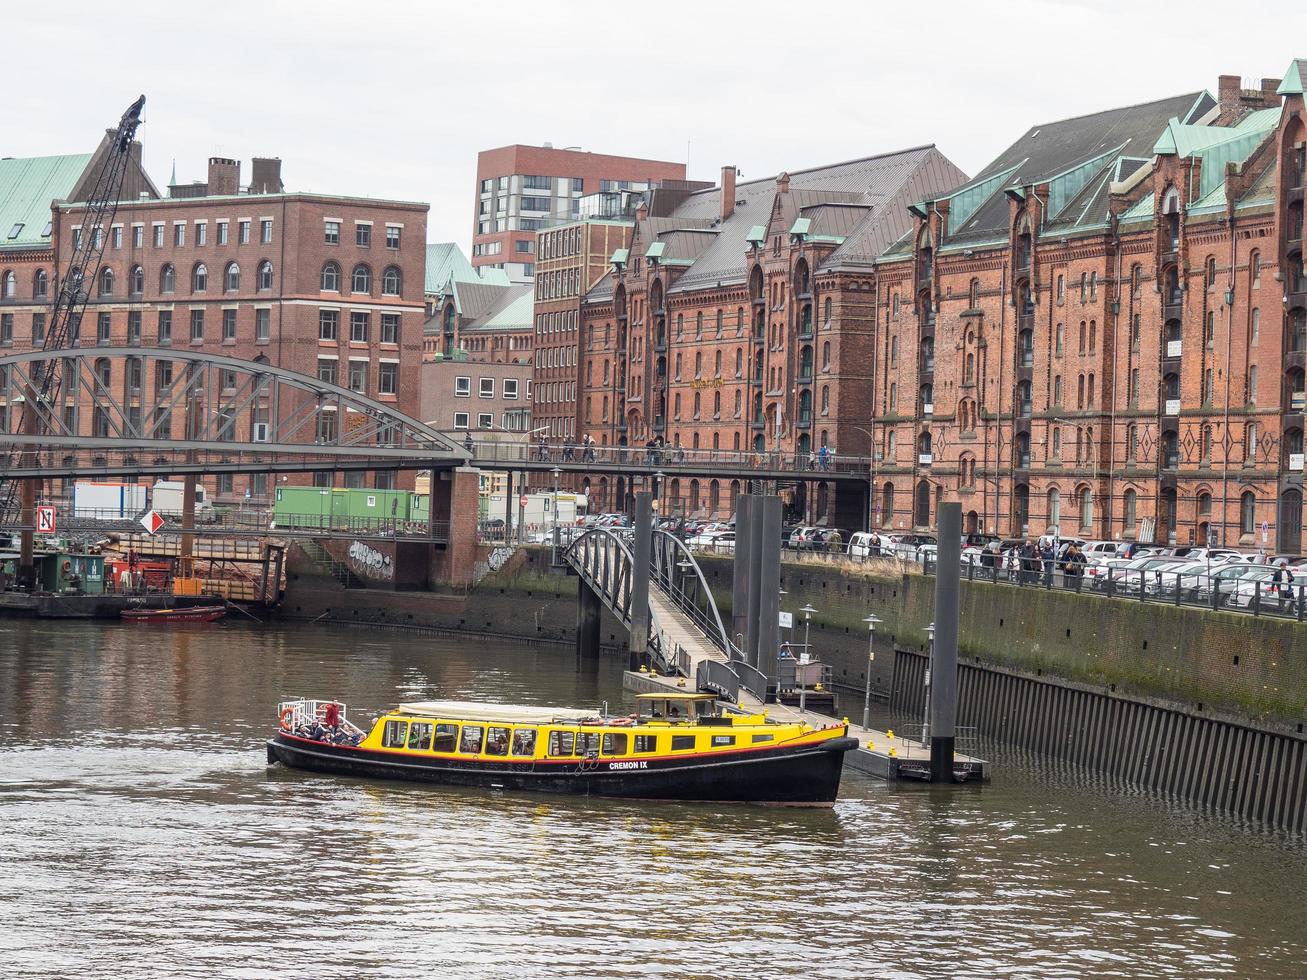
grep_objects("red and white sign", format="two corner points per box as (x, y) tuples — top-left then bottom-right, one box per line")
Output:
(35, 505), (56, 535)
(140, 510), (166, 536)
(519, 495), (529, 508)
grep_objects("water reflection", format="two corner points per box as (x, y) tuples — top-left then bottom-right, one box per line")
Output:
(0, 620), (1304, 979)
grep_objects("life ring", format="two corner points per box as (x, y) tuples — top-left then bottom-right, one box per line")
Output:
(609, 717), (633, 727)
(62, 560), (72, 573)
(279, 707), (295, 731)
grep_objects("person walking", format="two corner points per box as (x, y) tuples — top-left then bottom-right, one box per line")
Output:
(1272, 559), (1295, 612)
(1040, 537), (1055, 587)
(1064, 544), (1086, 588)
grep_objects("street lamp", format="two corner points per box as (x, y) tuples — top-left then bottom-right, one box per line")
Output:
(799, 603), (817, 715)
(861, 614), (882, 730)
(551, 466), (561, 564)
(922, 621), (935, 746)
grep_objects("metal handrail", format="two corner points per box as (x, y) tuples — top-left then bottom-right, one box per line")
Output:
(696, 659), (740, 703)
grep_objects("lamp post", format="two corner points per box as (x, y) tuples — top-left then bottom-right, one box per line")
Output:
(861, 614), (881, 730)
(922, 621), (935, 746)
(551, 466), (561, 564)
(799, 603), (816, 715)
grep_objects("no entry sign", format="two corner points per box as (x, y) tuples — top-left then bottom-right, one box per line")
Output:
(36, 505), (56, 534)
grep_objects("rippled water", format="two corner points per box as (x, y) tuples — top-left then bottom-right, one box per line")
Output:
(1, 620), (1304, 979)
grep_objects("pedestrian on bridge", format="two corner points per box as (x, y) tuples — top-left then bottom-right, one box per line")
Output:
(817, 444), (830, 472)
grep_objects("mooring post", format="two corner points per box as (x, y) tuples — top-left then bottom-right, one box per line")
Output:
(504, 469), (513, 544)
(629, 491), (652, 671)
(731, 494), (754, 657)
(745, 492), (763, 667)
(930, 501), (962, 781)
(757, 495), (782, 698)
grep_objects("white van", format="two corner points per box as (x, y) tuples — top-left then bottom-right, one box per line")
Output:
(847, 532), (891, 561)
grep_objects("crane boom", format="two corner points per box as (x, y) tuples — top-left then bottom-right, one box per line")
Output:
(0, 95), (145, 521)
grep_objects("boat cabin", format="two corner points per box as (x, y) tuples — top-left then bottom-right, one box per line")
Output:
(634, 692), (720, 721)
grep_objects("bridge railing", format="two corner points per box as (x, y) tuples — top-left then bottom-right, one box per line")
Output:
(467, 437), (871, 476)
(696, 658), (740, 703)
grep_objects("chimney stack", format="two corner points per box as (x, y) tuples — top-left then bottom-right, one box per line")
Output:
(207, 157), (240, 196)
(1217, 74), (1283, 124)
(250, 157), (283, 194)
(776, 171), (790, 194)
(720, 165), (737, 222)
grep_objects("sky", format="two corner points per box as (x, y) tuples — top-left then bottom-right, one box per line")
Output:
(8, 0), (1307, 253)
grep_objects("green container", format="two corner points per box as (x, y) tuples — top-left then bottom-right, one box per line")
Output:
(37, 552), (105, 594)
(273, 487), (427, 529)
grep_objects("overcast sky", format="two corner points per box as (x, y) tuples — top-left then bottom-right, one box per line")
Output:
(9, 1), (1307, 252)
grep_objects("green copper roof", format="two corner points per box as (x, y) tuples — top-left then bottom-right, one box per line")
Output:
(745, 224), (766, 243)
(1048, 144), (1124, 218)
(789, 217), (811, 236)
(610, 247), (629, 265)
(1277, 58), (1306, 96)
(645, 241), (665, 259)
(0, 153), (91, 249)
(424, 242), (482, 294)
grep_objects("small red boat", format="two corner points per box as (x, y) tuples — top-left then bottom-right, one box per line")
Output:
(121, 604), (227, 623)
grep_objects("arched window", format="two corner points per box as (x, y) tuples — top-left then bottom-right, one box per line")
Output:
(161, 264), (175, 293)
(734, 348), (743, 376)
(822, 341), (831, 370)
(34, 269), (48, 298)
(1078, 486), (1094, 530)
(379, 265), (400, 296)
(1251, 250), (1262, 285)
(191, 263), (207, 293)
(99, 266), (113, 296)
(130, 265), (144, 295)
(1290, 308), (1306, 352)
(2, 270), (14, 298)
(351, 264), (371, 294)
(968, 278), (979, 308)
(1240, 491), (1256, 536)
(695, 312), (703, 338)
(1124, 489), (1137, 531)
(1205, 256), (1217, 288)
(1047, 488), (1061, 528)
(1052, 426), (1062, 459)
(258, 261), (273, 291)
(321, 262), (341, 291)
(224, 262), (241, 292)
(823, 297), (833, 325)
(820, 385), (830, 414)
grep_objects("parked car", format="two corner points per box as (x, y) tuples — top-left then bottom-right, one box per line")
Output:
(892, 533), (937, 561)
(787, 526), (820, 550)
(1227, 566), (1303, 611)
(689, 529), (735, 554)
(848, 532), (892, 561)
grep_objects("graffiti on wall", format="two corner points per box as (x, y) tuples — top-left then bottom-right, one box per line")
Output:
(348, 540), (393, 580)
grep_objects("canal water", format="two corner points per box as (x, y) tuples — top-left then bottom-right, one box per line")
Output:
(1, 620), (1304, 979)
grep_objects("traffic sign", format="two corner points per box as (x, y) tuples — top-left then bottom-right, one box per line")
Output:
(35, 505), (56, 535)
(140, 510), (166, 535)
(1262, 520), (1269, 544)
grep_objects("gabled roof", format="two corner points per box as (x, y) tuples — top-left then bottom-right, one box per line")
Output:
(464, 283), (534, 332)
(658, 145), (964, 292)
(0, 153), (92, 249)
(940, 90), (1210, 244)
(452, 278), (510, 320)
(1277, 58), (1307, 96)
(425, 242), (491, 294)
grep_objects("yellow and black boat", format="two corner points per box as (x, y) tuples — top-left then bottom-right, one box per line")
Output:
(266, 693), (858, 805)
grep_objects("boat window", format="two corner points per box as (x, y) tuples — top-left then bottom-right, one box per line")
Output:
(601, 732), (629, 755)
(576, 732), (600, 758)
(548, 730), (576, 757)
(710, 735), (735, 748)
(633, 735), (658, 753)
(511, 729), (537, 756)
(670, 735), (696, 751)
(485, 726), (511, 756)
(433, 723), (458, 752)
(407, 722), (433, 750)
(459, 724), (485, 754)
(382, 720), (408, 748)
(751, 734), (774, 744)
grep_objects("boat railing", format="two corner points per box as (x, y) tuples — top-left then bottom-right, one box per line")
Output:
(277, 698), (365, 736)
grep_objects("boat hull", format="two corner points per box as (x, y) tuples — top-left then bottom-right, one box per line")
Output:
(267, 731), (855, 805)
(121, 605), (227, 623)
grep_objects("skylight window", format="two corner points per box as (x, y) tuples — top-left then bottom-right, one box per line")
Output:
(41, 221), (52, 237)
(7, 223), (23, 239)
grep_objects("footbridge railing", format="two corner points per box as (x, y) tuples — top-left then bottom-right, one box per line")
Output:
(563, 528), (670, 673)
(650, 530), (768, 702)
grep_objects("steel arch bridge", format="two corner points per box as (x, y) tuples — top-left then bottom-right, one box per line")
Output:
(0, 347), (468, 480)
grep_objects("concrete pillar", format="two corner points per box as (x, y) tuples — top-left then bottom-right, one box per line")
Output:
(577, 579), (602, 660)
(757, 495), (782, 696)
(179, 473), (196, 580)
(930, 501), (962, 781)
(745, 492), (763, 667)
(628, 491), (652, 671)
(731, 494), (753, 655)
(17, 391), (36, 587)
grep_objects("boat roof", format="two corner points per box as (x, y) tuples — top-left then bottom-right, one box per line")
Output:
(394, 700), (592, 724)
(634, 692), (718, 701)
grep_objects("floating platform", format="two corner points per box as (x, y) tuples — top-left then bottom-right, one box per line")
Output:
(623, 669), (989, 784)
(0, 592), (226, 620)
